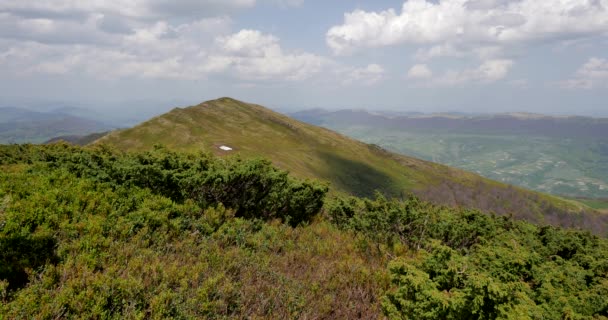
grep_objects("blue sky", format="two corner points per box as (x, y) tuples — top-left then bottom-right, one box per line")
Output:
(1, 0), (607, 116)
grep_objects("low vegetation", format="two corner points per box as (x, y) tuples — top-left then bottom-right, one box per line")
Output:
(1, 144), (607, 319)
(94, 97), (604, 233)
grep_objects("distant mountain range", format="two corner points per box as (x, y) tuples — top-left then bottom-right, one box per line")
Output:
(0, 107), (116, 144)
(291, 109), (608, 138)
(290, 109), (608, 199)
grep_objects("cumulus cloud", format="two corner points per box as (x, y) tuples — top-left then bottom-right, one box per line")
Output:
(0, 0), (329, 83)
(0, 12), (122, 45)
(209, 29), (327, 81)
(407, 64), (433, 79)
(0, 26), (327, 82)
(560, 57), (608, 89)
(326, 0), (608, 57)
(217, 29), (278, 56)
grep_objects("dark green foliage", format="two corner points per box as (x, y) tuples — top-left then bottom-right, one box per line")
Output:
(182, 157), (327, 225)
(0, 146), (382, 318)
(0, 143), (327, 226)
(327, 194), (608, 319)
(1, 143), (607, 319)
(0, 235), (58, 291)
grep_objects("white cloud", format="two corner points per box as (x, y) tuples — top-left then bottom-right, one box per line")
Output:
(0, 12), (122, 45)
(217, 29), (278, 57)
(407, 64), (433, 79)
(340, 64), (386, 86)
(0, 1), (330, 83)
(327, 0), (608, 57)
(560, 57), (608, 89)
(208, 29), (327, 81)
(436, 59), (513, 86)
(409, 59), (513, 87)
(0, 27), (327, 82)
(0, 0), (256, 20)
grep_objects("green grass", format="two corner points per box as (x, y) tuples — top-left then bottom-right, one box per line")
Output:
(575, 198), (608, 211)
(94, 97), (598, 229)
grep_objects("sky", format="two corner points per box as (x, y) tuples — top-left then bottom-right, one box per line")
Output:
(1, 0), (608, 117)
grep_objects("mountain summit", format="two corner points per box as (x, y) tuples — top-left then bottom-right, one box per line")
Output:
(94, 97), (607, 233)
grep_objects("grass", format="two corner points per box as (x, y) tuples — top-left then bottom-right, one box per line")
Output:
(575, 198), (608, 212)
(94, 97), (598, 229)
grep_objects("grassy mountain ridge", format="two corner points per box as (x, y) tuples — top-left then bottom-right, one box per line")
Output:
(94, 97), (606, 233)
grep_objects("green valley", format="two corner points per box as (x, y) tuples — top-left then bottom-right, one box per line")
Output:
(291, 110), (608, 199)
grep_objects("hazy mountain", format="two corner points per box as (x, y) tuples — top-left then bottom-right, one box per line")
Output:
(0, 106), (116, 144)
(45, 132), (110, 146)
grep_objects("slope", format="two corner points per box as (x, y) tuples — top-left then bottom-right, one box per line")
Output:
(290, 109), (608, 198)
(94, 97), (606, 233)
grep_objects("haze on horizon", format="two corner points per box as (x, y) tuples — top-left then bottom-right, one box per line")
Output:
(1, 0), (608, 117)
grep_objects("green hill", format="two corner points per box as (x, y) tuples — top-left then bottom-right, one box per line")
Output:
(94, 97), (606, 233)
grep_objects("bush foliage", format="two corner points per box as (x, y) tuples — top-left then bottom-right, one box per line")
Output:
(327, 194), (608, 319)
(0, 144), (606, 319)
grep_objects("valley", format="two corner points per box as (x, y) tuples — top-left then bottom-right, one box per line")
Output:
(291, 110), (608, 199)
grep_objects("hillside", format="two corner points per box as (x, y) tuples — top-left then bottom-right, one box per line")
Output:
(94, 98), (606, 233)
(291, 109), (608, 199)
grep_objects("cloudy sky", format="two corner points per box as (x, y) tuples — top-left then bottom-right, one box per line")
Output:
(1, 0), (608, 116)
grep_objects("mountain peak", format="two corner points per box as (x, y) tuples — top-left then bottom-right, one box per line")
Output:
(93, 99), (603, 233)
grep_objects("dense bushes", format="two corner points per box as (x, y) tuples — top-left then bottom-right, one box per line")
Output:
(0, 144), (385, 318)
(327, 194), (608, 319)
(0, 144), (327, 226)
(1, 144), (607, 319)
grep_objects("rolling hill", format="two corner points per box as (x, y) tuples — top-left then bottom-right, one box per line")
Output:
(94, 97), (607, 234)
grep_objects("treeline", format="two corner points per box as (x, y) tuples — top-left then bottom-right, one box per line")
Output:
(1, 144), (607, 319)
